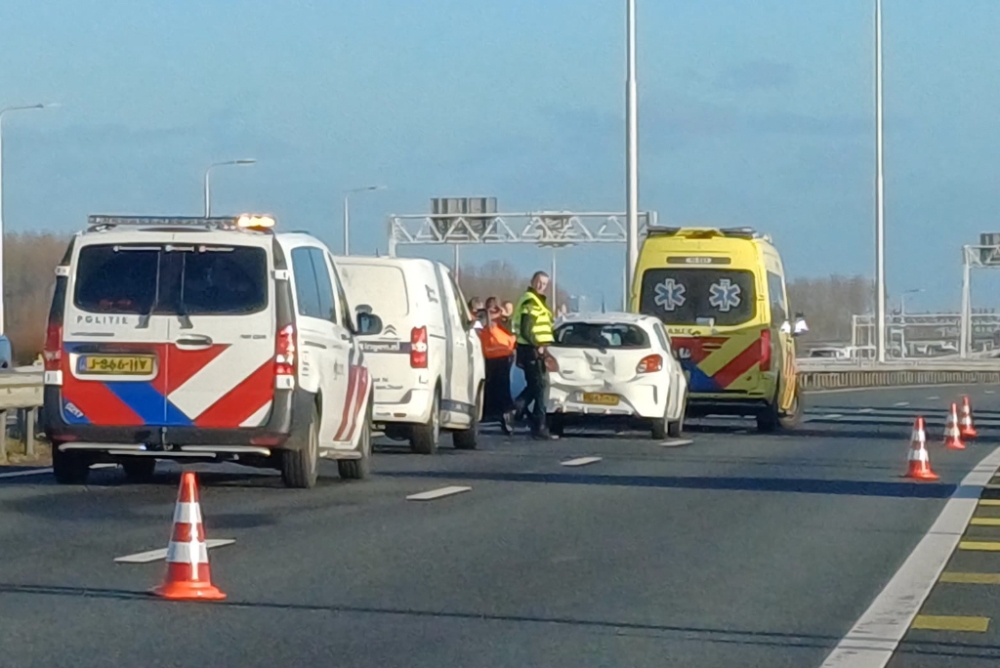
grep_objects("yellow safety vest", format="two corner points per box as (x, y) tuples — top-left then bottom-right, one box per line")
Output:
(512, 290), (554, 346)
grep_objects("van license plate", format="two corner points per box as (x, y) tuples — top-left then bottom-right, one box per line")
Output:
(77, 355), (155, 375)
(582, 393), (619, 406)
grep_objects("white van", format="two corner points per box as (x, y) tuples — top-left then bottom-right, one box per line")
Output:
(334, 257), (486, 454)
(42, 215), (383, 489)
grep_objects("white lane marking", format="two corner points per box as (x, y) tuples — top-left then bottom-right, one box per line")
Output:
(561, 456), (602, 467)
(659, 438), (694, 448)
(406, 486), (472, 501)
(859, 408), (875, 414)
(822, 414), (844, 420)
(927, 396), (940, 401)
(0, 467), (51, 479)
(893, 401), (910, 407)
(987, 390), (996, 395)
(820, 445), (1000, 668)
(114, 538), (236, 564)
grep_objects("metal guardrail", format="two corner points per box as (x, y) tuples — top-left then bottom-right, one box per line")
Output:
(798, 361), (1000, 391)
(0, 370), (43, 461)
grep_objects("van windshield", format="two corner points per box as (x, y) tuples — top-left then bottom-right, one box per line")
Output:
(639, 268), (756, 326)
(74, 244), (268, 316)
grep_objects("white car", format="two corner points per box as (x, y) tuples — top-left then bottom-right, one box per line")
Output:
(546, 313), (688, 439)
(334, 256), (486, 454)
(42, 214), (382, 489)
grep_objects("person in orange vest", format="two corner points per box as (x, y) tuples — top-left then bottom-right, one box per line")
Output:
(479, 297), (517, 434)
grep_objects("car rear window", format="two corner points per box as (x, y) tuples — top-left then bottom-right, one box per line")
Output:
(639, 268), (756, 327)
(337, 264), (410, 319)
(74, 244), (268, 315)
(554, 323), (650, 349)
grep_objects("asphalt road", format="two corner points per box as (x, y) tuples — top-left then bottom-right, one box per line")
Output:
(0, 385), (998, 667)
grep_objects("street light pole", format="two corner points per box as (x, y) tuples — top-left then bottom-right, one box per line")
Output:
(874, 0), (887, 363)
(204, 159), (256, 217)
(625, 0), (640, 306)
(343, 185), (386, 256)
(0, 103), (54, 334)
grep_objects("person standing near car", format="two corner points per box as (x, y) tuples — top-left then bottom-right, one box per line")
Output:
(479, 296), (517, 434)
(512, 271), (556, 440)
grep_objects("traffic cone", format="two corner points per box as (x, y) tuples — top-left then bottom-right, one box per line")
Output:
(944, 403), (966, 451)
(151, 472), (226, 601)
(905, 417), (939, 481)
(960, 396), (978, 440)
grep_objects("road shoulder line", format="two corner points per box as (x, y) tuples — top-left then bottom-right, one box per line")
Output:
(820, 445), (1000, 668)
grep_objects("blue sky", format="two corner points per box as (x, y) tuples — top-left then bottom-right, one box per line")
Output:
(1, 0), (999, 311)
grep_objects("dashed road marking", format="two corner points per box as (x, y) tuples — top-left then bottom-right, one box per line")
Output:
(987, 390), (996, 395)
(911, 615), (990, 633)
(406, 486), (472, 501)
(820, 445), (1000, 668)
(0, 468), (51, 479)
(659, 439), (694, 448)
(894, 401), (910, 407)
(959, 541), (1000, 552)
(927, 396), (940, 401)
(561, 457), (602, 467)
(940, 572), (1000, 585)
(115, 538), (236, 564)
(970, 517), (1000, 526)
(822, 414), (844, 420)
(859, 408), (876, 414)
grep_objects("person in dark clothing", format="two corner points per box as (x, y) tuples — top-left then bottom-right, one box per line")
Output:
(511, 271), (556, 440)
(479, 296), (516, 434)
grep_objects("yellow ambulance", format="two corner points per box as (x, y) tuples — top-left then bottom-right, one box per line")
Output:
(628, 226), (801, 432)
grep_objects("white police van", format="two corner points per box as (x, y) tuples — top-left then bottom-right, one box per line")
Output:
(42, 214), (383, 489)
(334, 256), (485, 454)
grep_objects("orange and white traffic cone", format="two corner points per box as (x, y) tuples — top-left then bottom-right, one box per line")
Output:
(944, 403), (966, 451)
(151, 472), (226, 601)
(905, 417), (939, 481)
(960, 396), (978, 440)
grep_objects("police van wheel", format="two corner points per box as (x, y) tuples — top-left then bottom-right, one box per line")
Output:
(122, 458), (156, 482)
(778, 392), (803, 430)
(411, 390), (440, 455)
(453, 384), (483, 451)
(282, 403), (319, 489)
(756, 404), (779, 433)
(339, 400), (372, 480)
(52, 446), (89, 485)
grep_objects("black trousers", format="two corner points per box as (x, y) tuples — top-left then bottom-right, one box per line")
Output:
(483, 355), (514, 421)
(515, 344), (547, 430)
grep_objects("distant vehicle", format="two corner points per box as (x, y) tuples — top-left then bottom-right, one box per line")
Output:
(630, 226), (801, 433)
(0, 335), (11, 369)
(42, 215), (382, 488)
(335, 256), (486, 454)
(546, 313), (688, 439)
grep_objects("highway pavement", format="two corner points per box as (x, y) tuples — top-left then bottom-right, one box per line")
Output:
(0, 385), (998, 666)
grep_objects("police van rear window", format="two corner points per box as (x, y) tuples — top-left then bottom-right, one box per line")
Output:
(639, 268), (756, 326)
(74, 244), (268, 315)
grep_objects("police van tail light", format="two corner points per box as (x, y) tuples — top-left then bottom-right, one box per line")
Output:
(636, 354), (663, 374)
(410, 326), (428, 368)
(275, 324), (296, 377)
(44, 322), (63, 372)
(760, 329), (772, 372)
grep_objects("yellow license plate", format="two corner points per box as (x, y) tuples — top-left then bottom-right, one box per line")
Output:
(582, 392), (619, 406)
(78, 355), (155, 375)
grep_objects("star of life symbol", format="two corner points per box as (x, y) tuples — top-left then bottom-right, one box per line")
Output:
(708, 278), (741, 312)
(653, 278), (686, 311)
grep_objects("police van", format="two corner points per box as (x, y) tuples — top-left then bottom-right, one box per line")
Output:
(334, 256), (486, 454)
(42, 215), (383, 488)
(630, 226), (801, 432)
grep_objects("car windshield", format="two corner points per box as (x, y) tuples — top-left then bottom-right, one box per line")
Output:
(554, 322), (650, 349)
(74, 243), (268, 315)
(639, 268), (756, 326)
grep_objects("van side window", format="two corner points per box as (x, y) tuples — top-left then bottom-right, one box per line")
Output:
(308, 248), (337, 322)
(290, 247), (322, 319)
(767, 271), (787, 326)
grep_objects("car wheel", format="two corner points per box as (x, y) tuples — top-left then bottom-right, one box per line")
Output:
(282, 402), (319, 489)
(547, 414), (565, 437)
(122, 458), (156, 482)
(778, 390), (803, 430)
(453, 383), (483, 450)
(410, 389), (440, 455)
(667, 401), (685, 438)
(338, 398), (372, 480)
(651, 409), (668, 440)
(52, 446), (90, 485)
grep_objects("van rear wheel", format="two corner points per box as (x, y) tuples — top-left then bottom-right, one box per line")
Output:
(410, 390), (440, 455)
(778, 391), (803, 430)
(282, 403), (319, 488)
(122, 458), (156, 482)
(52, 446), (89, 485)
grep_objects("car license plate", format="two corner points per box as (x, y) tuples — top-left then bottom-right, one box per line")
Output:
(582, 392), (619, 406)
(77, 355), (155, 375)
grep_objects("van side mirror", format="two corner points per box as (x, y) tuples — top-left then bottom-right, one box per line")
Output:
(354, 304), (383, 336)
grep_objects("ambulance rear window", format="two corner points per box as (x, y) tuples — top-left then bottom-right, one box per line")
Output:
(639, 268), (756, 326)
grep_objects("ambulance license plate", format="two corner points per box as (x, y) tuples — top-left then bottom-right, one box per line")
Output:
(77, 355), (155, 375)
(582, 393), (619, 406)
